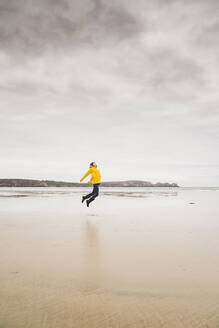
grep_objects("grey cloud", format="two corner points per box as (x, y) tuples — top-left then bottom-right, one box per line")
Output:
(194, 19), (219, 48)
(144, 51), (205, 104)
(150, 50), (203, 84)
(159, 0), (219, 49)
(0, 0), (141, 57)
(115, 44), (205, 104)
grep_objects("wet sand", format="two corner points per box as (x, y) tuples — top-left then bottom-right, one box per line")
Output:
(0, 188), (219, 327)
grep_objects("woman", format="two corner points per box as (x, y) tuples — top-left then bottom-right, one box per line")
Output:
(80, 162), (101, 207)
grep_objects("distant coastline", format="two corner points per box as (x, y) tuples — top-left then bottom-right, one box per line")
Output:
(0, 179), (179, 188)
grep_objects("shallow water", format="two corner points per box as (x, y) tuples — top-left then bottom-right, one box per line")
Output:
(0, 187), (219, 327)
(0, 186), (218, 198)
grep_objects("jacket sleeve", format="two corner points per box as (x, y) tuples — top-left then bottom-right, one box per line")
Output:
(80, 169), (91, 182)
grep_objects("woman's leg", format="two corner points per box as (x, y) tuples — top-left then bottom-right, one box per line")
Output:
(83, 185), (95, 200)
(86, 184), (100, 205)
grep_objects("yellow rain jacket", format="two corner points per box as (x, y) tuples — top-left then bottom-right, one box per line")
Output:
(80, 166), (101, 184)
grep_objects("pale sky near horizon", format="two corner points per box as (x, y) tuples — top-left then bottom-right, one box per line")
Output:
(0, 0), (219, 186)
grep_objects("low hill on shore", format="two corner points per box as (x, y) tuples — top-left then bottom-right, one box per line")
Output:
(0, 179), (178, 188)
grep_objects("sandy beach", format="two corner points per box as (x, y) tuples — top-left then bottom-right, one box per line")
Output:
(0, 187), (219, 328)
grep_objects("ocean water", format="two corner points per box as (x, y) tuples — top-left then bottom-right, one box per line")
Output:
(0, 186), (218, 198)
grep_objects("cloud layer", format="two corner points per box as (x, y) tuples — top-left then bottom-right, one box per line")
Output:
(0, 0), (219, 185)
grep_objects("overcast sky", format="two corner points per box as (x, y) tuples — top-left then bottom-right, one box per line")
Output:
(0, 0), (219, 186)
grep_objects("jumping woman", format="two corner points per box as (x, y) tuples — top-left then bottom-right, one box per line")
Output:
(80, 162), (101, 207)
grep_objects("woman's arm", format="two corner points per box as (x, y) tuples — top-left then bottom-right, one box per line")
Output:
(80, 169), (91, 182)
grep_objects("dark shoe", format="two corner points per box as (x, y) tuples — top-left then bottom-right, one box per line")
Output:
(86, 200), (90, 207)
(82, 196), (85, 203)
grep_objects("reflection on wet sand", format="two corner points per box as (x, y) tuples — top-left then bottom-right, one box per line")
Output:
(81, 221), (102, 292)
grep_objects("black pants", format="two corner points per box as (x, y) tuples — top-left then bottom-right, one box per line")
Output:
(84, 183), (100, 204)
